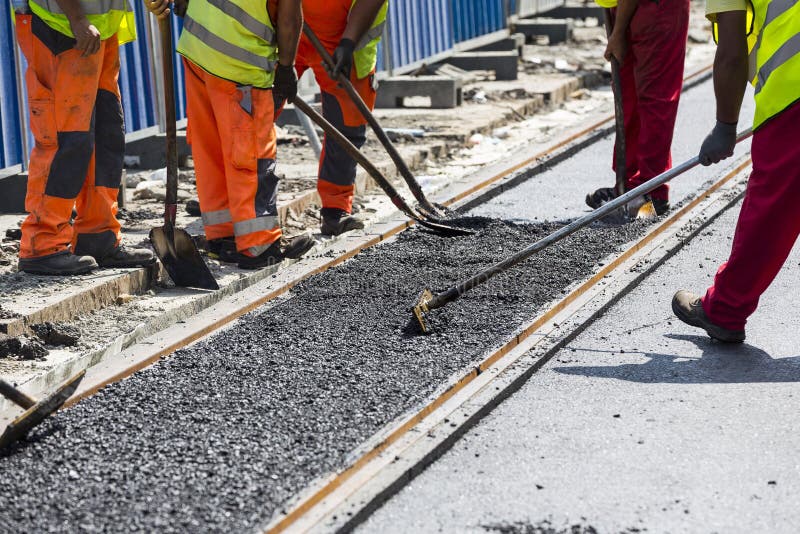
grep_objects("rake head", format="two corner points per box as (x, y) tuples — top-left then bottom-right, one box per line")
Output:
(411, 288), (435, 334)
(0, 370), (85, 452)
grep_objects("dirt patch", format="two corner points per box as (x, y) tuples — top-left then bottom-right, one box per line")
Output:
(0, 334), (48, 361)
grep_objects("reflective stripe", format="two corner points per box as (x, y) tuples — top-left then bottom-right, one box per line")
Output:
(234, 216), (279, 236)
(755, 32), (800, 94)
(205, 0), (275, 44)
(41, 0), (129, 14)
(355, 20), (386, 51)
(183, 16), (276, 72)
(750, 0), (796, 78)
(201, 209), (233, 226)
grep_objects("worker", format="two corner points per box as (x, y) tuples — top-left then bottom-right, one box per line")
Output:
(672, 1), (800, 342)
(585, 0), (690, 216)
(13, 0), (156, 275)
(296, 0), (388, 236)
(162, 0), (315, 269)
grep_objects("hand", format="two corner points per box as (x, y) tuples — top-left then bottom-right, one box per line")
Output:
(699, 121), (737, 166)
(70, 18), (101, 56)
(326, 38), (355, 81)
(604, 31), (627, 64)
(272, 64), (297, 104)
(145, 0), (171, 19)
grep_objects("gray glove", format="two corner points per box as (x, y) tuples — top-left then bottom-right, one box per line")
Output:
(699, 120), (737, 166)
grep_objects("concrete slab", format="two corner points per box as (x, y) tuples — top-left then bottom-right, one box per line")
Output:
(514, 18), (574, 45)
(375, 76), (463, 109)
(445, 52), (520, 81)
(361, 197), (800, 533)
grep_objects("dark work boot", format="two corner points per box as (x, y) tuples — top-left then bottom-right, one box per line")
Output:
(320, 208), (365, 236)
(237, 235), (315, 270)
(652, 198), (670, 216)
(207, 237), (243, 263)
(672, 290), (745, 343)
(585, 187), (616, 210)
(95, 245), (157, 268)
(18, 250), (97, 276)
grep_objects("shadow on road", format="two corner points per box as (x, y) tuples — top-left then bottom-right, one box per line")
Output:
(555, 334), (800, 384)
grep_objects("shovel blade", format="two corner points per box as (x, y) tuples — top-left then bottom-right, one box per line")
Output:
(150, 226), (219, 290)
(0, 370), (85, 451)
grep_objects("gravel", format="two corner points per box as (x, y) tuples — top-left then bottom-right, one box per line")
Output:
(0, 216), (649, 533)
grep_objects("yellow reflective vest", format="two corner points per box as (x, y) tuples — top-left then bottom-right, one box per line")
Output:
(352, 0), (388, 79)
(28, 0), (136, 44)
(177, 0), (278, 88)
(748, 0), (800, 129)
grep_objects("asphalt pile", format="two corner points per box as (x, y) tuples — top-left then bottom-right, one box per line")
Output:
(0, 216), (648, 532)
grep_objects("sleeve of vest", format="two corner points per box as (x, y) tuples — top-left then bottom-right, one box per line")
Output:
(706, 0), (748, 22)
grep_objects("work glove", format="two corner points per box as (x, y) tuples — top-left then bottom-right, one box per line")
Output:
(327, 38), (356, 80)
(173, 0), (188, 17)
(272, 64), (298, 105)
(699, 120), (737, 166)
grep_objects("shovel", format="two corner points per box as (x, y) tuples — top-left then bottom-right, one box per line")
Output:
(0, 371), (85, 451)
(148, 17), (219, 290)
(293, 97), (473, 237)
(302, 23), (448, 219)
(412, 129), (754, 332)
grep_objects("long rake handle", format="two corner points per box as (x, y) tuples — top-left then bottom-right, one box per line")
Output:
(292, 97), (409, 214)
(0, 380), (36, 409)
(292, 97), (471, 236)
(426, 129), (755, 310)
(301, 24), (440, 215)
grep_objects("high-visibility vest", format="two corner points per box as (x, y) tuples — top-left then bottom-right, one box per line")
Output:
(177, 0), (278, 88)
(28, 0), (136, 44)
(352, 0), (388, 79)
(748, 0), (800, 129)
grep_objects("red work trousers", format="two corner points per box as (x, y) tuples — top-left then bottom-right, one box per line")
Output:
(17, 14), (125, 259)
(184, 59), (282, 255)
(613, 0), (689, 201)
(701, 102), (800, 331)
(295, 33), (377, 214)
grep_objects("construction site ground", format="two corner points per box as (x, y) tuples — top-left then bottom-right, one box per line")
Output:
(1, 6), (715, 430)
(4, 5), (794, 532)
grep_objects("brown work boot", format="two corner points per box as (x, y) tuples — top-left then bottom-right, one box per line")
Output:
(95, 245), (157, 268)
(237, 235), (315, 270)
(320, 208), (365, 236)
(18, 250), (97, 276)
(671, 290), (745, 343)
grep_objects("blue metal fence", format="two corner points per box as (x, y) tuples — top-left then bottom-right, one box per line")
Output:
(2, 0), (551, 170)
(0, 11), (22, 168)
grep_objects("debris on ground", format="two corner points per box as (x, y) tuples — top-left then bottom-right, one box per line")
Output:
(30, 322), (80, 347)
(0, 334), (48, 360)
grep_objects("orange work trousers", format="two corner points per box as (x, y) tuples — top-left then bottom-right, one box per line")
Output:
(296, 32), (377, 214)
(17, 14), (124, 259)
(184, 59), (282, 255)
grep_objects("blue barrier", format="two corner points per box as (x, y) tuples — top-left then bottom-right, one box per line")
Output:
(0, 12), (22, 168)
(1, 0), (540, 170)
